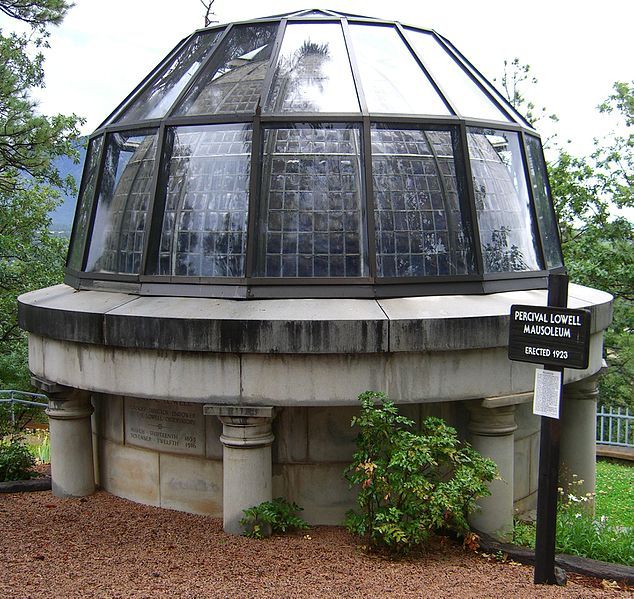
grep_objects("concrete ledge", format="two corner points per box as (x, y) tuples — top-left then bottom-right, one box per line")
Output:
(481, 392), (533, 408)
(18, 283), (612, 355)
(17, 285), (135, 345)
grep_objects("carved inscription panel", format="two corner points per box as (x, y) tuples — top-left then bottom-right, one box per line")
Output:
(125, 398), (205, 456)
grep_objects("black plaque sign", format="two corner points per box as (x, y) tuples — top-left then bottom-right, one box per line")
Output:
(508, 304), (591, 369)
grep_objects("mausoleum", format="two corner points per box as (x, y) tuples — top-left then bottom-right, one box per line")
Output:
(19, 9), (611, 541)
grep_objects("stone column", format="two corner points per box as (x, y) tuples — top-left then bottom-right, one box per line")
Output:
(466, 401), (517, 542)
(559, 375), (599, 504)
(204, 406), (275, 535)
(32, 377), (95, 497)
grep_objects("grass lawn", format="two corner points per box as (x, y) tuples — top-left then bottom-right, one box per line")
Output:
(513, 458), (634, 565)
(595, 459), (634, 528)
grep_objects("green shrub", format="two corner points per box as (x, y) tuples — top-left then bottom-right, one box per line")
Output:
(0, 437), (37, 482)
(344, 391), (497, 554)
(240, 497), (310, 539)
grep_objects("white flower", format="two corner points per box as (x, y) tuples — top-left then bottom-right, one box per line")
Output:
(575, 513), (582, 519)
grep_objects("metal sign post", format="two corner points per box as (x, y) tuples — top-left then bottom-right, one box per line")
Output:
(533, 273), (568, 584)
(507, 272), (592, 585)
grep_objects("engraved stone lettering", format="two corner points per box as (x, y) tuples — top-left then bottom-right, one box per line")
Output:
(124, 398), (204, 455)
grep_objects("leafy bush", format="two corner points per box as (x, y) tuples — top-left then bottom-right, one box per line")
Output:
(240, 497), (310, 539)
(344, 391), (497, 554)
(0, 437), (37, 482)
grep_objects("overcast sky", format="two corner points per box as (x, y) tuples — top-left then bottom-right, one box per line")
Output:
(4, 0), (633, 156)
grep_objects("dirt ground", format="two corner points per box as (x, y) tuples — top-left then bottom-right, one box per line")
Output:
(0, 490), (630, 598)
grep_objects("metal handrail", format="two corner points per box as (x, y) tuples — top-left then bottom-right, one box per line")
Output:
(0, 390), (48, 430)
(0, 390), (48, 399)
(596, 405), (633, 448)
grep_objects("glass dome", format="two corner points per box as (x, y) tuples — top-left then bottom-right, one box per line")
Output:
(66, 9), (563, 299)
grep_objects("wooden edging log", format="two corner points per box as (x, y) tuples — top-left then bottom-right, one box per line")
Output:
(0, 477), (51, 493)
(596, 445), (634, 462)
(476, 531), (634, 585)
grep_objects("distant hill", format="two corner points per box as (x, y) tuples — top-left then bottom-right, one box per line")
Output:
(49, 141), (87, 234)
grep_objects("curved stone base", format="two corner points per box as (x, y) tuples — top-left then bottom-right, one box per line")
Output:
(21, 283), (610, 534)
(92, 394), (540, 524)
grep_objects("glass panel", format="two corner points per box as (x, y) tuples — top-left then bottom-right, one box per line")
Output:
(371, 127), (476, 277)
(290, 10), (333, 18)
(256, 124), (367, 278)
(86, 131), (158, 274)
(441, 36), (530, 128)
(67, 136), (104, 270)
(153, 124), (252, 277)
(116, 31), (221, 124)
(405, 30), (510, 122)
(348, 24), (449, 115)
(526, 136), (563, 268)
(173, 24), (277, 116)
(264, 23), (359, 113)
(467, 128), (542, 272)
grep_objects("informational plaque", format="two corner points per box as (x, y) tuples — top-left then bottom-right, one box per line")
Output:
(508, 305), (591, 369)
(125, 398), (204, 455)
(532, 369), (562, 419)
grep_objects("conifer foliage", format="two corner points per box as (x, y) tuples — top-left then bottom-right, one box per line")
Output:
(0, 0), (83, 389)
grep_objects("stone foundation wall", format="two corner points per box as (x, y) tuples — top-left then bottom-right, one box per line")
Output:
(92, 394), (223, 516)
(91, 394), (537, 523)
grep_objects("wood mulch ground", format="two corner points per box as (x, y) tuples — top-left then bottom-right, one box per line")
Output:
(0, 490), (631, 598)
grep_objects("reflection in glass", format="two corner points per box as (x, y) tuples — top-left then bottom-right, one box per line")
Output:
(525, 136), (563, 268)
(265, 23), (359, 113)
(348, 25), (449, 116)
(257, 125), (366, 277)
(116, 31), (221, 124)
(467, 129), (542, 272)
(405, 30), (510, 122)
(67, 136), (103, 270)
(372, 127), (475, 277)
(86, 131), (158, 274)
(154, 125), (252, 277)
(173, 24), (277, 116)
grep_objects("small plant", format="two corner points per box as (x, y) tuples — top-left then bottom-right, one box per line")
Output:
(512, 466), (634, 566)
(0, 436), (37, 482)
(240, 497), (310, 539)
(344, 391), (497, 554)
(27, 431), (50, 464)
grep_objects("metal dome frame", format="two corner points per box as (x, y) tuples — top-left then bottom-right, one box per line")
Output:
(65, 8), (564, 299)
